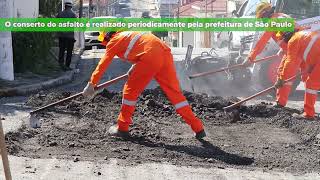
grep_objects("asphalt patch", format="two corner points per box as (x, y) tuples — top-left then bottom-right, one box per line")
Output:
(5, 87), (320, 173)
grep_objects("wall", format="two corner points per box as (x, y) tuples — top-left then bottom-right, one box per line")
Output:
(13, 0), (39, 18)
(0, 0), (39, 81)
(158, 0), (178, 17)
(178, 31), (208, 48)
(180, 31), (194, 47)
(0, 0), (14, 81)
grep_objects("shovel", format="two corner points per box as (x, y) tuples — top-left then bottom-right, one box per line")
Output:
(223, 75), (298, 122)
(0, 118), (12, 180)
(189, 54), (279, 79)
(29, 74), (128, 128)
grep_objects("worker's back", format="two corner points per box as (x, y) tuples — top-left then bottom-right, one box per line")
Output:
(291, 31), (320, 65)
(108, 32), (171, 63)
(56, 8), (77, 39)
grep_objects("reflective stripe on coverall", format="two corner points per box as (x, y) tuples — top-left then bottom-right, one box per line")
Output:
(279, 31), (320, 118)
(90, 31), (204, 132)
(248, 13), (292, 106)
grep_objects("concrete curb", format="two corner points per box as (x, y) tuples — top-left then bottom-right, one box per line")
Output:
(0, 49), (84, 97)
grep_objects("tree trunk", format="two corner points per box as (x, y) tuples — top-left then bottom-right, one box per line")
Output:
(89, 0), (93, 18)
(0, 0), (14, 81)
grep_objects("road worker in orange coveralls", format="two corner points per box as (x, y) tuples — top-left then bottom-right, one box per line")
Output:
(82, 31), (206, 139)
(243, 2), (293, 108)
(274, 30), (320, 120)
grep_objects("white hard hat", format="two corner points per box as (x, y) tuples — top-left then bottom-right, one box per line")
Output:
(64, 0), (73, 6)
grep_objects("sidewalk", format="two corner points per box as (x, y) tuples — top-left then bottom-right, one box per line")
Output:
(0, 48), (84, 97)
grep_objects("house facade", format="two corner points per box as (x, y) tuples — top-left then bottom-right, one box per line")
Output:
(172, 0), (228, 48)
(13, 0), (39, 18)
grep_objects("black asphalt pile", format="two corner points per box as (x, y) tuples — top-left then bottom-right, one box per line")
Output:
(5, 87), (320, 173)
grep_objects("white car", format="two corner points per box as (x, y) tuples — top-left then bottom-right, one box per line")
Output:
(84, 16), (116, 49)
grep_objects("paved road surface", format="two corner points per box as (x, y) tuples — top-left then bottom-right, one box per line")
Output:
(1, 49), (320, 179)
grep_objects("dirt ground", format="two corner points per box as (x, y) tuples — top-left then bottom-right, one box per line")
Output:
(5, 88), (320, 175)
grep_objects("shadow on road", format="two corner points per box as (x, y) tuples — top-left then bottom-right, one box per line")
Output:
(127, 135), (254, 166)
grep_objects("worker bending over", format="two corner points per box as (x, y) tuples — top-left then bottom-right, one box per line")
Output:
(82, 31), (206, 139)
(243, 2), (293, 108)
(274, 30), (320, 120)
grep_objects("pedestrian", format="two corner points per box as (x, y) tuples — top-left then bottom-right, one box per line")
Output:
(274, 30), (320, 120)
(82, 31), (206, 140)
(242, 2), (292, 108)
(56, 0), (77, 71)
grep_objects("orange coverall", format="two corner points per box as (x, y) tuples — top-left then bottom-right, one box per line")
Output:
(90, 31), (204, 132)
(248, 13), (293, 106)
(279, 31), (320, 118)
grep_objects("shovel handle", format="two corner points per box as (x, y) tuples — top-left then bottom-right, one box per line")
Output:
(30, 74), (128, 114)
(189, 54), (278, 79)
(0, 119), (12, 180)
(223, 75), (297, 111)
(95, 74), (128, 90)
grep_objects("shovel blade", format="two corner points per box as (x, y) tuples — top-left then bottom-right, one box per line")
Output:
(29, 114), (41, 128)
(224, 108), (241, 123)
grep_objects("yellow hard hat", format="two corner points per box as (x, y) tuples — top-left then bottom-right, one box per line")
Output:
(256, 1), (272, 18)
(98, 31), (105, 42)
(276, 31), (282, 39)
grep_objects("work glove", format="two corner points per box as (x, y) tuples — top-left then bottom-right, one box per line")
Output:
(82, 82), (95, 98)
(274, 78), (285, 89)
(127, 64), (135, 76)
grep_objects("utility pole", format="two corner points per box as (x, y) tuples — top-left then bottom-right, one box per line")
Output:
(89, 0), (93, 18)
(78, 0), (85, 49)
(0, 0), (14, 81)
(204, 0), (210, 48)
(205, 0), (207, 18)
(177, 0), (180, 47)
(106, 0), (109, 16)
(97, 0), (101, 16)
(79, 0), (83, 18)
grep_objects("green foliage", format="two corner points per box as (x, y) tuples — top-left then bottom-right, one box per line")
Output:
(39, 0), (62, 17)
(12, 32), (58, 74)
(11, 0), (62, 74)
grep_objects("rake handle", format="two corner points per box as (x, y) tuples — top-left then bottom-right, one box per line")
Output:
(189, 55), (278, 79)
(30, 74), (128, 114)
(224, 75), (297, 111)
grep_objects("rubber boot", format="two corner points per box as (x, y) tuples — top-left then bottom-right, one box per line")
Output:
(293, 113), (315, 120)
(304, 92), (317, 119)
(117, 104), (135, 132)
(176, 106), (205, 139)
(195, 129), (206, 140)
(276, 85), (292, 107)
(108, 125), (130, 138)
